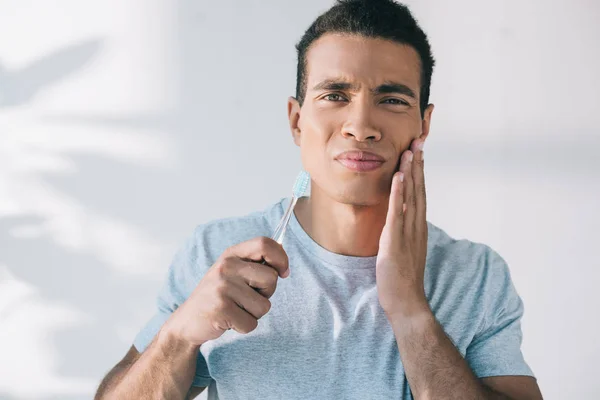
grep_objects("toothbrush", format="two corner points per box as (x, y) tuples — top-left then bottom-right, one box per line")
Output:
(234, 171), (308, 321)
(227, 171), (310, 329)
(270, 170), (310, 246)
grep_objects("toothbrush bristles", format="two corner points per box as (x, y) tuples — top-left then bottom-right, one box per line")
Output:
(292, 170), (310, 198)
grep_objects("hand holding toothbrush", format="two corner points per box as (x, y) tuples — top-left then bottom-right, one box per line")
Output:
(162, 171), (309, 346)
(163, 236), (290, 346)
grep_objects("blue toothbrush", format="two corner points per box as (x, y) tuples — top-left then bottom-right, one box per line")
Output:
(270, 170), (310, 245)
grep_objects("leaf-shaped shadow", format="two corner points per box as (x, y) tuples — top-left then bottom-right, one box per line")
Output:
(0, 38), (103, 107)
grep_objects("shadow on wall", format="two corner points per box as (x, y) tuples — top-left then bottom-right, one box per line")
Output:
(0, 14), (249, 397)
(0, 39), (108, 399)
(0, 40), (102, 108)
(0, 36), (182, 399)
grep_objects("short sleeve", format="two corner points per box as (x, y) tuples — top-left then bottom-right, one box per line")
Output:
(465, 249), (534, 379)
(133, 226), (214, 387)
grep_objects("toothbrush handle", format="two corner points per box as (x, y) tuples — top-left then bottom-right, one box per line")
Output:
(271, 196), (298, 245)
(258, 197), (298, 269)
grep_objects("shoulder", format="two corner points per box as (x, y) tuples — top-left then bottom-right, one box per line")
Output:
(425, 222), (523, 335)
(426, 221), (514, 294)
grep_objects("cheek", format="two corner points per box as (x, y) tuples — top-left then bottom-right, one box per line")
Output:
(382, 117), (420, 154)
(299, 135), (330, 178)
(302, 108), (339, 139)
(298, 109), (338, 167)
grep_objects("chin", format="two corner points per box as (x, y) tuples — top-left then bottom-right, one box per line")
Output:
(308, 164), (393, 206)
(330, 180), (389, 207)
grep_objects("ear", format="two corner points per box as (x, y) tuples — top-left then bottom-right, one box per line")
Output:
(287, 96), (302, 147)
(419, 103), (435, 142)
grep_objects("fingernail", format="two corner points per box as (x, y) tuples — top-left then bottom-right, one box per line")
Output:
(283, 269), (290, 278)
(417, 141), (425, 151)
(399, 172), (404, 182)
(408, 152), (414, 162)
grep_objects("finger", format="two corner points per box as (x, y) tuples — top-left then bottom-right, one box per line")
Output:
(386, 171), (405, 234)
(236, 261), (279, 298)
(226, 302), (259, 334)
(228, 237), (290, 278)
(411, 140), (427, 233)
(402, 150), (416, 234)
(228, 279), (273, 319)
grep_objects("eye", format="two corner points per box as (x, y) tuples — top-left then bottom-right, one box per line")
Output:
(323, 93), (346, 102)
(382, 98), (409, 106)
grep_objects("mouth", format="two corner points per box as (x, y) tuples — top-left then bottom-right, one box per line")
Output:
(335, 150), (385, 172)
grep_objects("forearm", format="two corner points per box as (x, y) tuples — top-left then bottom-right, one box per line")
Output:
(388, 306), (508, 400)
(95, 328), (200, 400)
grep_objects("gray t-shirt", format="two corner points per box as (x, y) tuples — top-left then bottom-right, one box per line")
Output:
(134, 197), (533, 399)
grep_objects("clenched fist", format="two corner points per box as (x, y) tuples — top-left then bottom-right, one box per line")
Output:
(163, 236), (290, 347)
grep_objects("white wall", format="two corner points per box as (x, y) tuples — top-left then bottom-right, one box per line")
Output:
(0, 1), (598, 399)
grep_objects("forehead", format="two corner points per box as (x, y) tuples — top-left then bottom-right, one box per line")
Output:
(305, 33), (422, 91)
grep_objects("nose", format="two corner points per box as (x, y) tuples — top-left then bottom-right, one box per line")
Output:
(340, 102), (382, 142)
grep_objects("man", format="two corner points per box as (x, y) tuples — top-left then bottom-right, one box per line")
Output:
(96, 0), (543, 399)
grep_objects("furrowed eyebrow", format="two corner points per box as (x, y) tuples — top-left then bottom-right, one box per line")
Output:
(372, 82), (417, 99)
(311, 79), (417, 100)
(312, 79), (360, 92)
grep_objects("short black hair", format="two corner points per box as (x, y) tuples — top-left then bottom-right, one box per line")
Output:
(295, 0), (435, 118)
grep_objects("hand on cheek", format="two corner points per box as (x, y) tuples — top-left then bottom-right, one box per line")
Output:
(376, 138), (429, 317)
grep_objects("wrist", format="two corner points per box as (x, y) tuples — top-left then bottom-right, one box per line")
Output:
(158, 320), (202, 355)
(383, 294), (431, 321)
(387, 307), (436, 341)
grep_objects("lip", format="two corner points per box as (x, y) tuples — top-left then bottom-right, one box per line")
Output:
(335, 150), (385, 162)
(335, 150), (385, 172)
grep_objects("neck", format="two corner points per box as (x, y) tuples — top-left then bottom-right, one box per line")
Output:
(294, 187), (389, 257)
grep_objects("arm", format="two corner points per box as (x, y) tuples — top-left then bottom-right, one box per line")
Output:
(96, 235), (289, 399)
(387, 305), (542, 400)
(377, 140), (542, 400)
(95, 328), (205, 399)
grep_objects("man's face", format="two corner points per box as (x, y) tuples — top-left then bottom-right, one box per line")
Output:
(288, 33), (434, 206)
